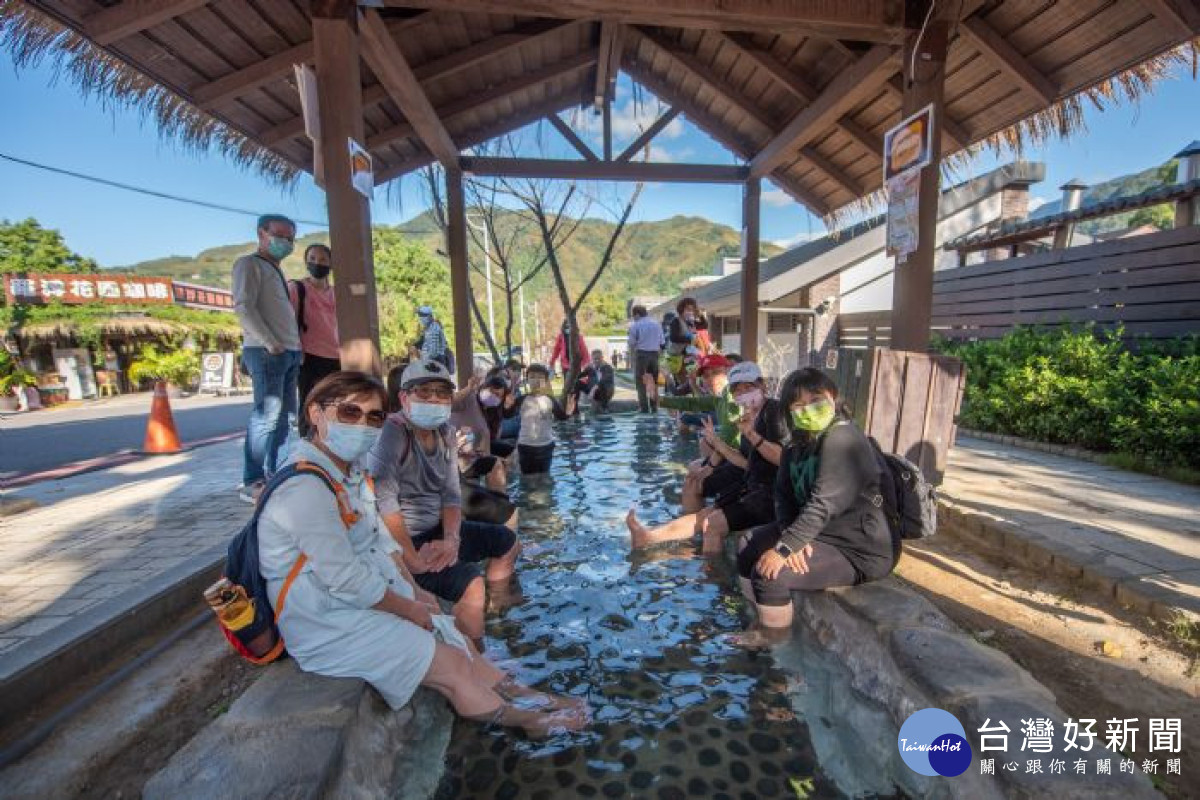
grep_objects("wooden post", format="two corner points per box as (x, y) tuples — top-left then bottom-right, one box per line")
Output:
(312, 0), (380, 375)
(889, 8), (948, 353)
(445, 167), (473, 385)
(602, 99), (613, 161)
(740, 177), (761, 361)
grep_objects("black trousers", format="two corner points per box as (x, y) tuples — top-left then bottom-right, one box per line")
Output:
(297, 354), (341, 435)
(632, 350), (660, 413)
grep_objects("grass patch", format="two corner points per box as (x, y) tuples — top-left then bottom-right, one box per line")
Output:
(1098, 452), (1200, 487)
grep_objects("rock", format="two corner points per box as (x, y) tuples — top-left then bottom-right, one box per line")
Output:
(889, 628), (1056, 706)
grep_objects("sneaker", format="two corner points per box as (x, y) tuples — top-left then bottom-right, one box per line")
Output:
(237, 482), (263, 505)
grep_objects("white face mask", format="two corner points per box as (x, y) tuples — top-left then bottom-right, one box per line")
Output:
(323, 420), (380, 462)
(734, 388), (764, 409)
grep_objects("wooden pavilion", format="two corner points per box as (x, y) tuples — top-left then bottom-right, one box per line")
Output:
(6, 0), (1198, 379)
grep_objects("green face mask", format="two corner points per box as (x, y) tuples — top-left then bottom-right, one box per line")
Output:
(791, 397), (836, 432)
(266, 236), (294, 261)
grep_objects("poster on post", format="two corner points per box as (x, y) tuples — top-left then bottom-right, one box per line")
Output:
(349, 138), (373, 199)
(886, 169), (921, 262)
(883, 103), (934, 262)
(883, 103), (934, 182)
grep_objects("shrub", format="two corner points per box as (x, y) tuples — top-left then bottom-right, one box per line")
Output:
(936, 327), (1200, 469)
(128, 345), (201, 389)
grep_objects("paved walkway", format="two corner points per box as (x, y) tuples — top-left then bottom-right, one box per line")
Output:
(0, 439), (251, 677)
(943, 436), (1200, 619)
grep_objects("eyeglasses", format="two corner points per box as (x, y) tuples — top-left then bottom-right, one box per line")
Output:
(324, 401), (386, 427)
(411, 383), (454, 401)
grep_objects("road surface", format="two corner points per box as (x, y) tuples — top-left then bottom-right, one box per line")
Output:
(0, 393), (252, 480)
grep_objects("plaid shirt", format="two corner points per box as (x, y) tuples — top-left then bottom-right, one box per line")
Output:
(420, 319), (448, 360)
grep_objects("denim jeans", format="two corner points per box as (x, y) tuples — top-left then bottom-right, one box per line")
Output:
(242, 347), (301, 484)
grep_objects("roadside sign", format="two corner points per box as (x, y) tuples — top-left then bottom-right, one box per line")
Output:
(200, 352), (235, 392)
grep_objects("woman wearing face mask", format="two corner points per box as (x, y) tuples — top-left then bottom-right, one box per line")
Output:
(451, 373), (516, 491)
(665, 298), (699, 390)
(289, 244), (340, 436)
(257, 371), (585, 736)
(512, 364), (574, 475)
(736, 368), (899, 631)
(627, 361), (787, 553)
(367, 361), (521, 643)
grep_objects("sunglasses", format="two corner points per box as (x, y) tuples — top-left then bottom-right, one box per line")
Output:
(323, 401), (386, 427)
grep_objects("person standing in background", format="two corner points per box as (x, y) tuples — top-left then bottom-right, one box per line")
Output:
(416, 306), (452, 372)
(232, 214), (302, 504)
(290, 243), (340, 436)
(627, 305), (664, 413)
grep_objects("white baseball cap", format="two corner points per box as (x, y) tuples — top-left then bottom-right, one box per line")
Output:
(727, 361), (762, 385)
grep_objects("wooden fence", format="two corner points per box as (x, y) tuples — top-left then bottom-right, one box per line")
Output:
(838, 225), (1200, 347)
(834, 348), (965, 485)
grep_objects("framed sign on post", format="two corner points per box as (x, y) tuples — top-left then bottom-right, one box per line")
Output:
(883, 104), (935, 263)
(883, 104), (934, 182)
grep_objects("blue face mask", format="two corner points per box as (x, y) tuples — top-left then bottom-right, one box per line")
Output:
(408, 401), (451, 430)
(323, 420), (380, 462)
(266, 236), (293, 261)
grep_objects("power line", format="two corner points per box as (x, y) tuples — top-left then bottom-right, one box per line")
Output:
(0, 151), (328, 227)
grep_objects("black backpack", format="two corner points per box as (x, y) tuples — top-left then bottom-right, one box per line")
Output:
(867, 438), (938, 540)
(214, 461), (355, 664)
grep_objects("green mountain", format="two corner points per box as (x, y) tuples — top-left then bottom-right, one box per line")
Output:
(1031, 159), (1179, 235)
(109, 214), (780, 297)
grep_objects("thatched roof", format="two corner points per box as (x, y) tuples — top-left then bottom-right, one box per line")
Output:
(3, 1), (1198, 225)
(17, 316), (184, 341)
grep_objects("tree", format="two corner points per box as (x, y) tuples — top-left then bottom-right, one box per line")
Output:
(372, 227), (453, 360)
(0, 218), (98, 275)
(1127, 204), (1174, 231)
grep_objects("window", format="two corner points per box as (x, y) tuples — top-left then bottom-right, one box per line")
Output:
(767, 314), (801, 334)
(721, 317), (741, 334)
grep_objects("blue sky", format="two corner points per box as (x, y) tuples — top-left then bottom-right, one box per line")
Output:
(2, 58), (1198, 268)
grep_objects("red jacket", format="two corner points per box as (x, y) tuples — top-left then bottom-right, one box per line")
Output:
(550, 331), (591, 372)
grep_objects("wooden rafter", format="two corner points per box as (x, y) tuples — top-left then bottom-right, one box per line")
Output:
(622, 59), (830, 215)
(593, 20), (623, 106)
(886, 75), (968, 149)
(366, 51), (596, 153)
(547, 114), (600, 161)
(616, 106), (680, 162)
(717, 32), (883, 155)
(85, 0), (209, 46)
(359, 9), (459, 167)
(192, 42), (314, 109)
(459, 156), (749, 183)
(1138, 0), (1200, 39)
(414, 18), (583, 85)
(374, 86), (588, 184)
(793, 147), (864, 197)
(750, 45), (896, 178)
(381, 0), (905, 40)
(959, 14), (1057, 106)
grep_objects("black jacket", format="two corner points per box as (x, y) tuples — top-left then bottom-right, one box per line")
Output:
(774, 421), (898, 582)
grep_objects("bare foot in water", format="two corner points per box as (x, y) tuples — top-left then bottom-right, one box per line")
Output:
(475, 703), (591, 738)
(626, 507), (649, 549)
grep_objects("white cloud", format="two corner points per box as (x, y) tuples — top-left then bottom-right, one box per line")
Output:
(1028, 195), (1050, 211)
(771, 230), (823, 250)
(762, 188), (796, 207)
(568, 99), (685, 147)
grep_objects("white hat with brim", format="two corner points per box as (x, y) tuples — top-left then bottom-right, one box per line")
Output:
(727, 361), (762, 385)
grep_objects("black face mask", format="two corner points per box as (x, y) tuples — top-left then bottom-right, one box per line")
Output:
(306, 262), (331, 280)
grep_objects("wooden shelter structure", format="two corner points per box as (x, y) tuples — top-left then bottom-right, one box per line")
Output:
(5, 0), (1199, 378)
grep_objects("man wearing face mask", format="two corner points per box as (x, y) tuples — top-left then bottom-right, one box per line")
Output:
(233, 214), (303, 504)
(367, 360), (520, 642)
(451, 373), (515, 492)
(289, 243), (341, 437)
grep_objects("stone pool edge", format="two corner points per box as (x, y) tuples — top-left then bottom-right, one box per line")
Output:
(781, 575), (1160, 799)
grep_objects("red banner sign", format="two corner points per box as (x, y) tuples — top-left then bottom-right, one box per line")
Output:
(172, 281), (235, 312)
(4, 273), (174, 306)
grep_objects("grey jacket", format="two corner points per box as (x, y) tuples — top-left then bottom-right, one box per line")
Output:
(232, 253), (301, 351)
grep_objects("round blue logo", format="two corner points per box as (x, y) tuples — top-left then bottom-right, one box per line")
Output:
(897, 708), (972, 777)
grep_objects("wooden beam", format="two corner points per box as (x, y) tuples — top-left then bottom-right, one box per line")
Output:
(359, 9), (459, 167)
(383, 0), (905, 41)
(633, 28), (776, 133)
(414, 18), (582, 84)
(602, 98), (613, 160)
(547, 114), (599, 161)
(192, 42), (313, 109)
(794, 146), (865, 197)
(718, 32), (884, 154)
(623, 58), (831, 215)
(86, 0), (209, 46)
(594, 20), (618, 106)
(616, 106), (680, 162)
(367, 50), (596, 154)
(460, 156), (749, 183)
(750, 45), (896, 178)
(740, 177), (761, 361)
(374, 86), (589, 184)
(959, 15), (1056, 106)
(1139, 0), (1200, 38)
(887, 75), (968, 150)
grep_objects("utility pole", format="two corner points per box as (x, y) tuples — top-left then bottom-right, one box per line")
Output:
(465, 213), (496, 341)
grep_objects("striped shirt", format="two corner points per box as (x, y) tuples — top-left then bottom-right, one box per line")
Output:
(420, 319), (448, 361)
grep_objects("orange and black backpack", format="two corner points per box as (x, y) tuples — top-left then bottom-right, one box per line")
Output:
(213, 460), (360, 664)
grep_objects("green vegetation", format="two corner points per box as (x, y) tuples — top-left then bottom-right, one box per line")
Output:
(0, 218), (98, 274)
(128, 344), (201, 389)
(0, 348), (36, 396)
(1033, 160), (1179, 236)
(937, 327), (1200, 475)
(0, 301), (241, 355)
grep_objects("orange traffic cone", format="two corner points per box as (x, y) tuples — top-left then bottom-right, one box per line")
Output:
(142, 381), (182, 454)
